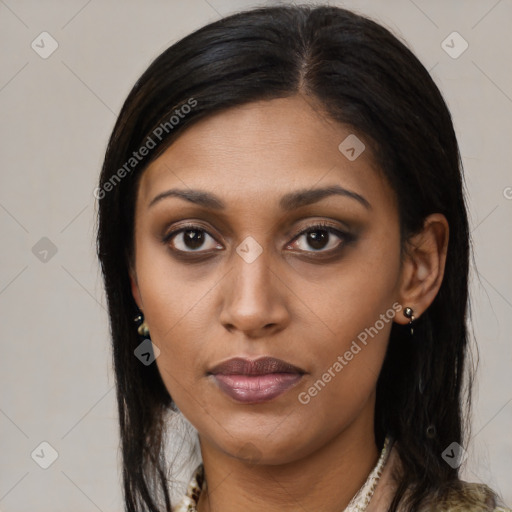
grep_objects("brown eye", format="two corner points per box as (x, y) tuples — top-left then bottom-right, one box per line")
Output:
(305, 229), (330, 250)
(287, 223), (352, 253)
(164, 226), (222, 253)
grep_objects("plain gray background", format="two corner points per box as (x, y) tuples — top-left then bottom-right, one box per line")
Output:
(1, 0), (511, 510)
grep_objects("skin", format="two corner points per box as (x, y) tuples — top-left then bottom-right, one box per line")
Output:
(129, 94), (449, 512)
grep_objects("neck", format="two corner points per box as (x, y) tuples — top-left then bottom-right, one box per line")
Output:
(196, 401), (380, 512)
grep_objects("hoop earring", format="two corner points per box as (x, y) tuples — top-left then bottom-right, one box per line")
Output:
(134, 312), (150, 338)
(403, 306), (415, 336)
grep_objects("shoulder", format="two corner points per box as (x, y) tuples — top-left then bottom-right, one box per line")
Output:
(381, 442), (510, 512)
(418, 481), (511, 512)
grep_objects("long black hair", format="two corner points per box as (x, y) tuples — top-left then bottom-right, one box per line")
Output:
(97, 5), (477, 511)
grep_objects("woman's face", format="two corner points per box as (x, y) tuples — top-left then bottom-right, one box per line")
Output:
(130, 94), (406, 464)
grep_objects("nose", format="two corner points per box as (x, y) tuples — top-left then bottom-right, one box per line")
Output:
(218, 247), (291, 338)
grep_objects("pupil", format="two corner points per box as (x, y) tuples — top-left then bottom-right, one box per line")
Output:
(308, 229), (328, 250)
(184, 229), (204, 249)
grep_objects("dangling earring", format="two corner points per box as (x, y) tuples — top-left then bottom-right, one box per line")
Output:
(134, 312), (150, 337)
(403, 306), (415, 336)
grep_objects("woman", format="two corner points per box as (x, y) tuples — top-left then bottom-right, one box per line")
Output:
(96, 5), (510, 512)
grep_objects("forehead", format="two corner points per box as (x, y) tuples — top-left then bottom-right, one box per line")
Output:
(137, 95), (394, 213)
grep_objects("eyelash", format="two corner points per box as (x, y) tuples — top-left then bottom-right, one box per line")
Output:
(162, 221), (355, 259)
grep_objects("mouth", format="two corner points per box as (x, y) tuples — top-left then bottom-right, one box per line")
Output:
(207, 356), (306, 404)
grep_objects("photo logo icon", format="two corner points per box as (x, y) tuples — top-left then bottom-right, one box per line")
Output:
(236, 236), (263, 263)
(31, 441), (59, 469)
(236, 442), (263, 464)
(338, 134), (365, 161)
(32, 237), (58, 263)
(31, 32), (59, 59)
(441, 31), (468, 59)
(441, 442), (468, 468)
(134, 339), (160, 365)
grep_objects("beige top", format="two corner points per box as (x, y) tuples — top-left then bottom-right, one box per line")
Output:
(172, 441), (511, 512)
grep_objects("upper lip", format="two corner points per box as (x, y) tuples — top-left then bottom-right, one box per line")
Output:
(208, 356), (306, 376)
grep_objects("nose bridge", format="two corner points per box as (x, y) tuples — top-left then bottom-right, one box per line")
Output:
(231, 242), (274, 308)
(219, 238), (289, 333)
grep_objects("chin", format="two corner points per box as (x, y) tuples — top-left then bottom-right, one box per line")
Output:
(218, 432), (311, 467)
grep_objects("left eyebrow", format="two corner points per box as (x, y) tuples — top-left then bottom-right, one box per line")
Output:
(148, 184), (371, 211)
(279, 185), (371, 211)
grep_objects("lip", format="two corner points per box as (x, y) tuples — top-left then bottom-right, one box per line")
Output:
(208, 356), (306, 404)
(208, 356), (306, 376)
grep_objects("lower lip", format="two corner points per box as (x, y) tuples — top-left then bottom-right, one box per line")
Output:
(212, 373), (303, 403)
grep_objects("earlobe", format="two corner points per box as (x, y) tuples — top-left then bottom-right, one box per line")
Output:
(395, 213), (449, 325)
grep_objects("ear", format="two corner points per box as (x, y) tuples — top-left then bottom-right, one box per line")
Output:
(395, 213), (449, 324)
(128, 264), (143, 311)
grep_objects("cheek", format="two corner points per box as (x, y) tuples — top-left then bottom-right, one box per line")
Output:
(293, 283), (399, 440)
(307, 229), (401, 342)
(134, 225), (215, 329)
(296, 232), (402, 402)
(132, 238), (215, 384)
